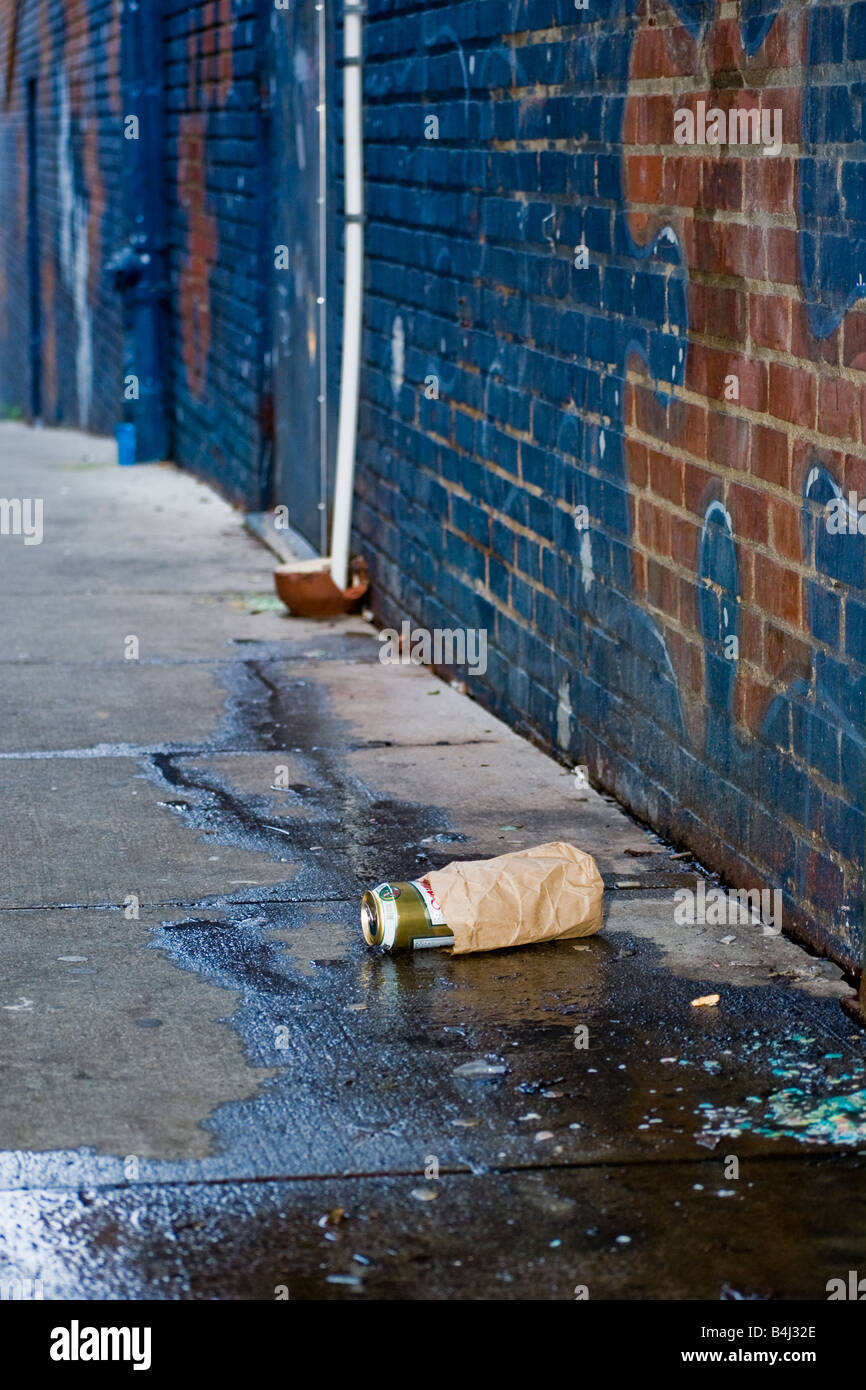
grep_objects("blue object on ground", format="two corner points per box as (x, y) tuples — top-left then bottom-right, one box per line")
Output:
(116, 422), (136, 466)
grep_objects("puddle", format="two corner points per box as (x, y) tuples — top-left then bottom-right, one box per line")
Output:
(272, 920), (354, 976)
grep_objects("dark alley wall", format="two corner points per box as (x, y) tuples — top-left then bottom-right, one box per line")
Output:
(0, 0), (124, 433)
(162, 0), (268, 502)
(0, 0), (864, 972)
(0, 0), (267, 501)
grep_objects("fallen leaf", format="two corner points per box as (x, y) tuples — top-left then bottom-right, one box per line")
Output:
(318, 1207), (346, 1228)
(691, 994), (720, 1008)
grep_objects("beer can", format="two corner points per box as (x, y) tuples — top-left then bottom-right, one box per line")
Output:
(360, 878), (455, 951)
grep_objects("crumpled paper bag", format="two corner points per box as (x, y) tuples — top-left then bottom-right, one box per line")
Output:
(426, 841), (604, 955)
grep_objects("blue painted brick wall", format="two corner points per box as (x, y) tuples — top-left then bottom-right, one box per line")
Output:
(354, 0), (866, 975)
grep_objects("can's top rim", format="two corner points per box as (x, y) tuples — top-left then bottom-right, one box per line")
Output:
(360, 892), (382, 946)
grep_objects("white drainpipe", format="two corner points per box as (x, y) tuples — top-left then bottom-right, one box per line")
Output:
(330, 0), (364, 591)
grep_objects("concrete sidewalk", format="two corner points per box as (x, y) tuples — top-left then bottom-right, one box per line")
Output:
(0, 422), (864, 1300)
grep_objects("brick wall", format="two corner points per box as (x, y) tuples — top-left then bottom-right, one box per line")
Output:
(162, 0), (268, 503)
(0, 0), (124, 433)
(355, 0), (866, 973)
(0, 0), (267, 501)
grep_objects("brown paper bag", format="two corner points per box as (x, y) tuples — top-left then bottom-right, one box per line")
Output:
(426, 841), (604, 955)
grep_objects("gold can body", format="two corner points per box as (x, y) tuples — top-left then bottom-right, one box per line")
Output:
(360, 879), (455, 951)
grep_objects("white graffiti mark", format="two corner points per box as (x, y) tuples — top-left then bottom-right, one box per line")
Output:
(57, 72), (93, 429)
(580, 527), (594, 594)
(556, 676), (572, 750)
(391, 314), (405, 397)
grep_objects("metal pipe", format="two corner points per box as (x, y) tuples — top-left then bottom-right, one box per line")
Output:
(330, 0), (364, 591)
(316, 0), (329, 555)
(114, 0), (169, 463)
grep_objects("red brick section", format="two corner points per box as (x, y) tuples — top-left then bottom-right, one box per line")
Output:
(177, 113), (216, 400)
(623, 1), (864, 751)
(176, 0), (234, 400)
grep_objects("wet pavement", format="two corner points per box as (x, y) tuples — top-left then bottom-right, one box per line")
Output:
(1, 422), (864, 1301)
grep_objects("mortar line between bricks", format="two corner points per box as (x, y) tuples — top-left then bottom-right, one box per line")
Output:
(0, 1147), (854, 1199)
